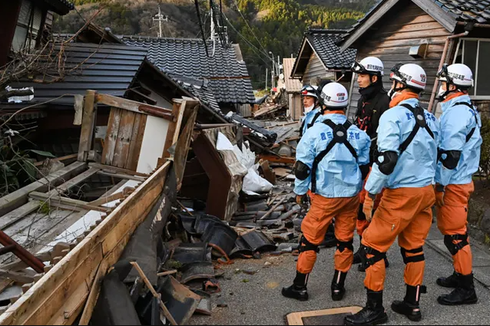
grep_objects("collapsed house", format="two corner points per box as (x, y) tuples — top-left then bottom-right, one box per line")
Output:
(0, 18), (305, 325)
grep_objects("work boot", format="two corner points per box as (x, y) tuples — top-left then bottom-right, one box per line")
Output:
(344, 289), (388, 325)
(391, 284), (426, 321)
(437, 273), (478, 305)
(282, 272), (309, 301)
(353, 236), (362, 265)
(331, 270), (347, 301)
(437, 271), (459, 288)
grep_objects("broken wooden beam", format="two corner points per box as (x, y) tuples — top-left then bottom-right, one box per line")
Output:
(0, 162), (87, 216)
(28, 192), (110, 213)
(95, 93), (174, 121)
(97, 171), (146, 182)
(258, 155), (295, 165)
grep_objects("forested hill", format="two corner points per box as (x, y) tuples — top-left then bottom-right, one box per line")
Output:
(55, 0), (378, 88)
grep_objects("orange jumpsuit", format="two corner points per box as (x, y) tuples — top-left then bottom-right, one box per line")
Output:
(298, 195), (359, 274)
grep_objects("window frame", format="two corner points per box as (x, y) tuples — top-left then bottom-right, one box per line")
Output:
(453, 38), (490, 100)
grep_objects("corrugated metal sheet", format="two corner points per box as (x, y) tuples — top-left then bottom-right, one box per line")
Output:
(9, 42), (148, 106)
(283, 58), (302, 93)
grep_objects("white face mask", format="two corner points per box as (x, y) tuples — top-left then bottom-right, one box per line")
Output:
(437, 85), (447, 100)
(388, 87), (400, 100)
(304, 105), (315, 114)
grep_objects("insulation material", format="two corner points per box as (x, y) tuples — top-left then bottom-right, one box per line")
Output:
(242, 165), (273, 196)
(137, 116), (171, 174)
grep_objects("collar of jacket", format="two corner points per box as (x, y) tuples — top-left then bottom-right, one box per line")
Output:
(323, 110), (345, 115)
(389, 92), (419, 108)
(441, 93), (472, 112)
(359, 82), (384, 100)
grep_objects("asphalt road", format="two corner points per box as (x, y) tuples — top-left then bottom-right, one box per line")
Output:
(189, 235), (490, 325)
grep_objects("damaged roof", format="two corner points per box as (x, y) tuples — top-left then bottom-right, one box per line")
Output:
(8, 43), (148, 106)
(120, 36), (255, 104)
(38, 0), (75, 15)
(291, 29), (356, 78)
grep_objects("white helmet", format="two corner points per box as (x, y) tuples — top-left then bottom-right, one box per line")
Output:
(437, 63), (474, 88)
(319, 82), (349, 109)
(301, 85), (318, 99)
(352, 57), (384, 76)
(390, 63), (427, 90)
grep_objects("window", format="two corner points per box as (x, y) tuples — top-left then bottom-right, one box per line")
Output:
(454, 39), (490, 97)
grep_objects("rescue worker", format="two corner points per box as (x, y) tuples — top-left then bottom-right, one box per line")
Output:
(299, 85), (321, 137)
(351, 57), (391, 271)
(299, 82), (337, 248)
(282, 82), (371, 302)
(345, 64), (439, 325)
(434, 63), (482, 306)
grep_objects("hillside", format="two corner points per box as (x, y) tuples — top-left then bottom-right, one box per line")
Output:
(54, 0), (378, 88)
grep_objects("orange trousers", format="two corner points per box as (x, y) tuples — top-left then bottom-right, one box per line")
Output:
(362, 186), (435, 291)
(357, 183), (383, 236)
(297, 194), (359, 274)
(436, 182), (474, 276)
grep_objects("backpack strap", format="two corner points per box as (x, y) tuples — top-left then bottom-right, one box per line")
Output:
(453, 101), (478, 143)
(310, 119), (358, 193)
(399, 103), (434, 154)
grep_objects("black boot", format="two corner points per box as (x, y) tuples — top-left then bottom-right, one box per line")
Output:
(282, 272), (309, 301)
(331, 270), (347, 301)
(384, 257), (390, 268)
(353, 236), (362, 265)
(437, 273), (478, 305)
(344, 289), (388, 325)
(437, 271), (458, 288)
(391, 284), (426, 321)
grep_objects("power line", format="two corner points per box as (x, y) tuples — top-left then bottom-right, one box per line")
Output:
(222, 12), (271, 63)
(231, 0), (269, 57)
(194, 0), (209, 57)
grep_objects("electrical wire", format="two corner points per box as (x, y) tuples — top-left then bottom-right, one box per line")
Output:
(222, 12), (271, 64)
(231, 0), (269, 57)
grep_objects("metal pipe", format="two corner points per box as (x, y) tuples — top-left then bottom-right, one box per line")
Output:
(0, 231), (45, 273)
(457, 22), (490, 29)
(427, 31), (469, 112)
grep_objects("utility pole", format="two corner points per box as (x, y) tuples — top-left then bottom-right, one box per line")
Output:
(265, 68), (268, 90)
(269, 51), (275, 91)
(153, 6), (168, 38)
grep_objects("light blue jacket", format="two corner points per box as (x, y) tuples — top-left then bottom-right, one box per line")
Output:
(295, 113), (371, 198)
(365, 98), (440, 194)
(301, 107), (322, 135)
(435, 95), (482, 186)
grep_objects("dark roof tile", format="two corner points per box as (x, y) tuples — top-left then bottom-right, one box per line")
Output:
(306, 31), (356, 69)
(121, 36), (255, 104)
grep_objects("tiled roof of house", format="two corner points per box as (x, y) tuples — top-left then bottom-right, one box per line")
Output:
(121, 36), (255, 104)
(305, 30), (357, 70)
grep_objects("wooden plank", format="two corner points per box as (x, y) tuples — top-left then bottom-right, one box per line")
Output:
(125, 113), (142, 170)
(52, 168), (100, 194)
(172, 101), (199, 191)
(286, 306), (363, 326)
(102, 108), (122, 166)
(28, 192), (110, 213)
(77, 260), (108, 325)
(127, 114), (147, 171)
(95, 94), (174, 121)
(78, 90), (97, 162)
(258, 155), (295, 165)
(97, 171), (145, 182)
(162, 102), (183, 160)
(34, 154), (78, 167)
(341, 0), (400, 51)
(88, 192), (124, 207)
(0, 162), (87, 217)
(24, 244), (103, 325)
(88, 163), (148, 177)
(112, 110), (135, 168)
(0, 162), (171, 325)
(0, 270), (34, 284)
(0, 201), (40, 231)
